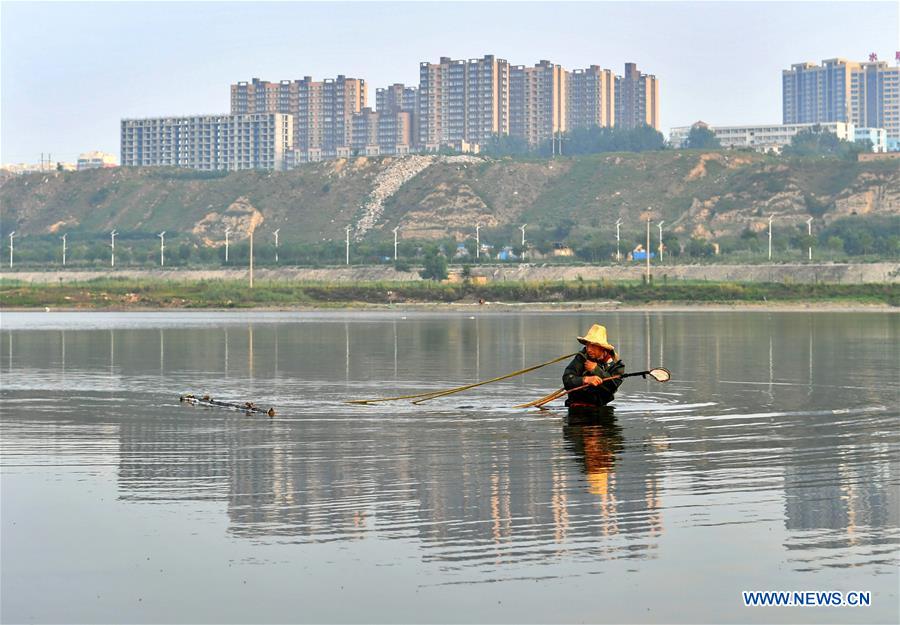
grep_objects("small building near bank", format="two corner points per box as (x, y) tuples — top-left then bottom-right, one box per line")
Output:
(631, 244), (655, 261)
(77, 151), (118, 170)
(669, 121), (856, 153)
(853, 127), (887, 152)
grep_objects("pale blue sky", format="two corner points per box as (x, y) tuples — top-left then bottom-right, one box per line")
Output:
(2, 1), (898, 162)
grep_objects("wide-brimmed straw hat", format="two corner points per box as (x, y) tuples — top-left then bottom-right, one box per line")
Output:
(577, 324), (615, 351)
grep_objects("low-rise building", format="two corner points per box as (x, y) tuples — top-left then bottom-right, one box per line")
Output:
(853, 127), (887, 152)
(669, 121), (856, 152)
(77, 151), (118, 170)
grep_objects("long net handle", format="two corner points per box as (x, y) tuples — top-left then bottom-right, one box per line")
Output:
(517, 368), (670, 409)
(532, 379), (611, 408)
(411, 352), (579, 405)
(517, 372), (638, 409)
(347, 352), (578, 405)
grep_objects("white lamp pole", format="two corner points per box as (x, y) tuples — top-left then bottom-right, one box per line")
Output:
(768, 214), (774, 261)
(249, 230), (254, 288)
(158, 231), (166, 267)
(345, 225), (351, 266)
(657, 220), (665, 264)
(475, 223), (481, 259)
(806, 217), (813, 261)
(273, 228), (280, 263)
(8, 231), (15, 268)
(645, 217), (651, 282)
(61, 233), (67, 266)
(224, 228), (231, 264)
(520, 224), (527, 262)
(615, 218), (622, 262)
(392, 226), (399, 261)
(110, 230), (117, 268)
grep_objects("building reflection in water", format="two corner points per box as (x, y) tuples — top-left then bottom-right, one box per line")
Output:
(116, 403), (666, 569)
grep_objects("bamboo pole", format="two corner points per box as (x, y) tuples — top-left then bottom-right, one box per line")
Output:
(347, 352), (578, 405)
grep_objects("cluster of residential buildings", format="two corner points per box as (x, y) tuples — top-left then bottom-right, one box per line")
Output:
(120, 55), (660, 170)
(671, 54), (900, 153)
(9, 53), (896, 176)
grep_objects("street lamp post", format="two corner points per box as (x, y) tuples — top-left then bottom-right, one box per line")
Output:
(475, 223), (481, 259)
(8, 231), (15, 269)
(273, 228), (280, 264)
(645, 217), (651, 283)
(768, 214), (774, 261)
(520, 224), (527, 262)
(657, 221), (665, 264)
(806, 217), (813, 261)
(224, 228), (231, 264)
(61, 233), (67, 266)
(158, 231), (166, 267)
(110, 230), (117, 268)
(345, 225), (351, 266)
(392, 226), (399, 261)
(615, 218), (622, 262)
(249, 230), (254, 288)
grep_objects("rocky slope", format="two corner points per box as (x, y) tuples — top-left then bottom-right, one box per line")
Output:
(2, 151), (897, 244)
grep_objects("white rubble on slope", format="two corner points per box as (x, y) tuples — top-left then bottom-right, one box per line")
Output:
(353, 154), (485, 240)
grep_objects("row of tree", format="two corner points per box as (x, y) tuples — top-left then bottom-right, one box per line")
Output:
(478, 124), (874, 158)
(3, 216), (895, 269)
(480, 125), (667, 157)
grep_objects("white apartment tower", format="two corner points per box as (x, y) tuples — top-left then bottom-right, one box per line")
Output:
(121, 114), (294, 171)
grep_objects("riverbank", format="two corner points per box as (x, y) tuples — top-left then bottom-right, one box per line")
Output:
(1, 277), (896, 309)
(2, 261), (899, 284)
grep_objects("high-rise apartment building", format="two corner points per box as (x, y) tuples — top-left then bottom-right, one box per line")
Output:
(417, 59), (450, 149)
(351, 108), (412, 155)
(377, 111), (413, 155)
(568, 66), (616, 130)
(376, 84), (419, 146)
(614, 63), (660, 129)
(121, 114), (293, 171)
(465, 55), (510, 143)
(782, 58), (856, 124)
(851, 61), (900, 147)
(783, 57), (899, 149)
(509, 60), (567, 147)
(231, 75), (366, 160)
(417, 55), (509, 149)
(376, 84), (417, 113)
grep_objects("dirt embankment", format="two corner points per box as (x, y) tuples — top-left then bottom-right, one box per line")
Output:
(3, 152), (898, 247)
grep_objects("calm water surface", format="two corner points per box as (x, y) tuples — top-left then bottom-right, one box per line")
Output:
(1, 311), (898, 624)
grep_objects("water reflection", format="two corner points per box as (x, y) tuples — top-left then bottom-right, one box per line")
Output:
(1, 312), (898, 586)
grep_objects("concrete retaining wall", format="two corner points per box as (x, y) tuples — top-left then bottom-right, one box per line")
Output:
(2, 262), (898, 285)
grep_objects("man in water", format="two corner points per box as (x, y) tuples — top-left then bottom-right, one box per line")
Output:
(563, 324), (626, 407)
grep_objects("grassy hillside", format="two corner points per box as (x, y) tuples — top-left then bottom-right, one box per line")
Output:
(2, 151), (898, 252)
